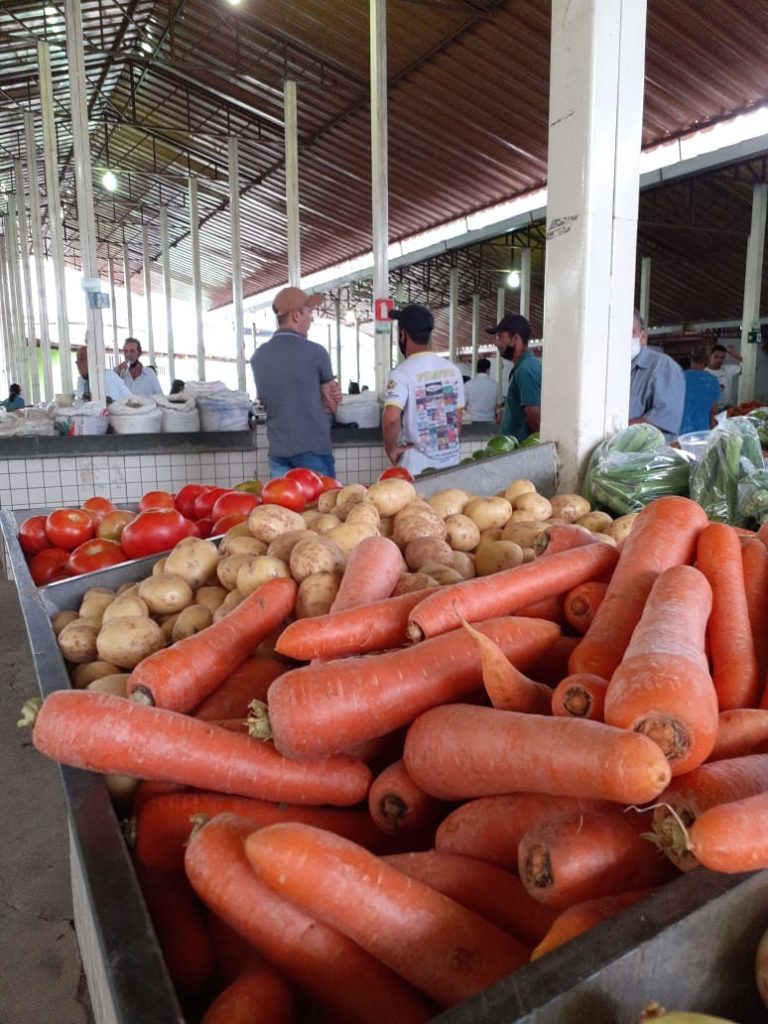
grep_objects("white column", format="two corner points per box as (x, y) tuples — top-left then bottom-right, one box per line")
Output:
(25, 112), (53, 401)
(5, 194), (27, 394)
(0, 236), (16, 386)
(738, 183), (767, 404)
(496, 284), (506, 387)
(370, 0), (390, 395)
(142, 222), (155, 365)
(228, 136), (246, 391)
(107, 257), (118, 364)
(159, 206), (175, 382)
(448, 266), (459, 362)
(355, 317), (361, 383)
(189, 178), (205, 380)
(15, 160), (39, 403)
(394, 279), (406, 365)
(640, 255), (651, 326)
(284, 81), (301, 288)
(470, 292), (480, 375)
(334, 294), (342, 383)
(122, 241), (133, 338)
(519, 247), (532, 319)
(540, 0), (647, 491)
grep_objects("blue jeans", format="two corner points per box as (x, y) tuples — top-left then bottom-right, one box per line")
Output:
(268, 451), (336, 479)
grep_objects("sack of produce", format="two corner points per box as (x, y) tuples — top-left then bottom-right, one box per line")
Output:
(0, 404), (56, 437)
(582, 424), (690, 516)
(54, 401), (110, 436)
(736, 468), (768, 527)
(108, 395), (163, 435)
(335, 394), (381, 429)
(186, 381), (253, 432)
(689, 416), (765, 524)
(154, 393), (200, 433)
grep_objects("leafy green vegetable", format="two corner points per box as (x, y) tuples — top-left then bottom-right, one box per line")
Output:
(582, 425), (686, 514)
(689, 417), (764, 524)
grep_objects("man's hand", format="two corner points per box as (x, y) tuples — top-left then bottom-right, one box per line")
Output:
(117, 360), (128, 376)
(321, 378), (341, 415)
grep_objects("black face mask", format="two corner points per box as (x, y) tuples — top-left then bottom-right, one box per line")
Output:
(398, 332), (407, 357)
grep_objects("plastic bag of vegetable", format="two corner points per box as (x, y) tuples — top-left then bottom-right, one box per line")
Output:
(745, 407), (768, 450)
(736, 468), (768, 527)
(689, 416), (765, 524)
(581, 424), (690, 516)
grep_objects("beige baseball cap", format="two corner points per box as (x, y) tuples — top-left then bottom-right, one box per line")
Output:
(272, 286), (324, 316)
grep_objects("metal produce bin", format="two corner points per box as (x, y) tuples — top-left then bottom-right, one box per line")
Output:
(4, 497), (768, 1023)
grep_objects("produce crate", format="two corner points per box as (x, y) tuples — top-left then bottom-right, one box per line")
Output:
(4, 503), (768, 1024)
(413, 441), (558, 498)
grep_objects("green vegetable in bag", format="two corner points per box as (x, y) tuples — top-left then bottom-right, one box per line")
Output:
(689, 417), (764, 524)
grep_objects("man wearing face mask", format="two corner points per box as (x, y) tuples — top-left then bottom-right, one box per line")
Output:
(486, 313), (540, 442)
(629, 309), (684, 440)
(382, 303), (465, 475)
(117, 337), (163, 396)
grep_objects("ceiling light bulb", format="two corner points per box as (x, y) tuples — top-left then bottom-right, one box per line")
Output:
(343, 310), (356, 326)
(141, 40), (153, 53)
(507, 270), (521, 289)
(102, 170), (118, 192)
(225, 0), (242, 5)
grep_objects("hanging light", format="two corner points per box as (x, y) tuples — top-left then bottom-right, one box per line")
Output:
(225, 0), (243, 5)
(506, 270), (521, 289)
(343, 310), (356, 326)
(102, 170), (118, 192)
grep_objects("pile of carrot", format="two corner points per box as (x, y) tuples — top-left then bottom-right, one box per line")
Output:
(25, 493), (768, 1022)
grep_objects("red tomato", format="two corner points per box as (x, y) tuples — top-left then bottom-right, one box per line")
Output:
(18, 515), (51, 556)
(193, 517), (214, 539)
(379, 466), (414, 482)
(260, 477), (306, 512)
(45, 508), (95, 550)
(81, 496), (117, 524)
(29, 547), (70, 586)
(66, 538), (127, 577)
(285, 468), (325, 501)
(120, 508), (192, 560)
(96, 509), (136, 543)
(193, 487), (229, 520)
(211, 490), (260, 521)
(211, 513), (246, 535)
(139, 489), (176, 512)
(317, 475), (343, 491)
(174, 484), (211, 520)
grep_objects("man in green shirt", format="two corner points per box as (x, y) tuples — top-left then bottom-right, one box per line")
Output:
(486, 313), (541, 442)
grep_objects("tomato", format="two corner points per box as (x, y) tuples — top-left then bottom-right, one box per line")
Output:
(81, 496), (116, 524)
(96, 509), (136, 543)
(211, 513), (247, 535)
(193, 487), (229, 520)
(139, 489), (176, 512)
(45, 508), (95, 550)
(120, 508), (192, 560)
(193, 517), (214, 539)
(175, 484), (211, 520)
(260, 477), (306, 512)
(29, 547), (70, 586)
(211, 490), (260, 521)
(317, 474), (343, 491)
(285, 468), (325, 501)
(18, 515), (52, 556)
(379, 466), (414, 483)
(66, 538), (127, 577)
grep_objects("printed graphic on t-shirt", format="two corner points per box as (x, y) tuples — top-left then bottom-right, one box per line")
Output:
(413, 371), (460, 455)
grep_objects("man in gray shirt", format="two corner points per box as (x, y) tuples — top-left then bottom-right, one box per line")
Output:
(251, 287), (341, 479)
(629, 309), (684, 440)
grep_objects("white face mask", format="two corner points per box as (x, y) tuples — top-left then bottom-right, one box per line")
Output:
(630, 337), (642, 360)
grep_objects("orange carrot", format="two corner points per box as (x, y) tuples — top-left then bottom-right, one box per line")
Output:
(696, 523), (760, 710)
(514, 594), (566, 626)
(201, 963), (298, 1024)
(407, 543), (619, 642)
(459, 615), (552, 714)
(758, 522), (768, 549)
(205, 912), (261, 985)
(133, 779), (187, 815)
(383, 849), (559, 947)
(603, 565), (719, 775)
(31, 689), (371, 806)
(563, 580), (608, 635)
(127, 578), (297, 713)
(742, 537), (768, 692)
(687, 790), (768, 872)
(569, 496), (708, 679)
(275, 590), (426, 661)
(707, 709), (768, 762)
(367, 758), (448, 841)
(535, 523), (604, 557)
(550, 673), (608, 721)
(530, 888), (656, 960)
(194, 658), (286, 721)
(185, 814), (432, 1024)
(403, 704), (671, 804)
(244, 822), (529, 1008)
(267, 616), (561, 760)
(528, 635), (580, 686)
(330, 535), (404, 613)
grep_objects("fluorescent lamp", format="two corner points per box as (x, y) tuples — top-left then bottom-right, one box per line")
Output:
(507, 270), (520, 289)
(102, 170), (118, 192)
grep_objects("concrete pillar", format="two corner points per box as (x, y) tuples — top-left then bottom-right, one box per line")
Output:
(189, 178), (205, 380)
(495, 284), (505, 388)
(640, 255), (651, 327)
(448, 266), (459, 362)
(284, 81), (300, 288)
(14, 160), (38, 403)
(519, 247), (531, 320)
(107, 257), (119, 364)
(228, 136), (246, 391)
(470, 292), (480, 375)
(25, 111), (53, 401)
(370, 0), (390, 395)
(159, 206), (175, 382)
(142, 222), (155, 365)
(738, 183), (767, 404)
(122, 241), (133, 338)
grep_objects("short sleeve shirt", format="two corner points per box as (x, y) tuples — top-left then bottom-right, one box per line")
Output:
(680, 369), (720, 434)
(706, 364), (740, 408)
(500, 349), (541, 441)
(629, 345), (685, 440)
(463, 373), (500, 421)
(120, 365), (163, 397)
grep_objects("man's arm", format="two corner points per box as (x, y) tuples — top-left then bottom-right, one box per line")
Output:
(524, 405), (541, 433)
(321, 378), (341, 415)
(643, 358), (686, 438)
(382, 404), (408, 465)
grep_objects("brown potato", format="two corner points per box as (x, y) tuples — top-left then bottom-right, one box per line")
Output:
(212, 588), (245, 622)
(443, 513), (481, 552)
(391, 572), (441, 596)
(464, 496), (513, 531)
(78, 588), (116, 625)
(248, 504), (306, 543)
(378, 516), (394, 539)
(57, 620), (100, 664)
(477, 527), (504, 548)
(503, 479), (537, 504)
(295, 572), (341, 619)
(327, 522), (379, 557)
(316, 488), (340, 514)
(217, 522), (253, 554)
(302, 509), (323, 527)
(164, 537), (220, 589)
(101, 593), (149, 623)
(289, 536), (346, 583)
(308, 513), (343, 536)
(501, 520), (549, 549)
(115, 581), (140, 597)
(420, 563), (466, 586)
(576, 510), (614, 533)
(236, 555), (291, 595)
(195, 585), (228, 614)
(426, 488), (471, 518)
(160, 613), (180, 641)
(513, 492), (553, 521)
(334, 484), (370, 520)
(345, 501), (381, 528)
(404, 536), (454, 572)
(151, 557), (168, 577)
(96, 615), (165, 669)
(223, 535), (269, 558)
(71, 659), (121, 688)
(392, 507), (447, 547)
(474, 540), (525, 576)
(217, 553), (253, 591)
(51, 609), (79, 636)
(86, 673), (130, 697)
(365, 478), (417, 517)
(137, 574), (194, 615)
(266, 529), (313, 563)
(171, 604), (213, 640)
(450, 551), (476, 580)
(603, 513), (638, 543)
(549, 494), (591, 523)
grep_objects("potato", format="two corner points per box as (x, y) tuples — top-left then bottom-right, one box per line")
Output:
(302, 509), (323, 527)
(576, 510), (614, 533)
(450, 551), (476, 580)
(101, 593), (149, 623)
(195, 585), (228, 614)
(248, 504), (306, 543)
(213, 588), (245, 622)
(316, 488), (340, 514)
(171, 604), (213, 640)
(71, 660), (121, 689)
(327, 522), (379, 557)
(366, 478), (417, 517)
(164, 537), (220, 589)
(504, 479), (537, 504)
(309, 513), (343, 536)
(104, 773), (141, 806)
(151, 557), (168, 577)
(443, 513), (481, 552)
(295, 572), (341, 619)
(501, 520), (549, 549)
(392, 572), (441, 596)
(97, 615), (165, 669)
(58, 620), (100, 663)
(392, 507), (447, 547)
(464, 496), (513, 531)
(404, 536), (454, 572)
(549, 494), (591, 523)
(51, 609), (79, 635)
(474, 540), (525, 576)
(334, 484), (370, 520)
(426, 488), (470, 518)
(266, 529), (313, 563)
(160, 613), (180, 641)
(420, 563), (465, 586)
(477, 527), (504, 549)
(115, 581), (140, 597)
(79, 588), (116, 624)
(217, 553), (253, 591)
(223, 536), (268, 558)
(289, 536), (346, 583)
(603, 513), (638, 543)
(138, 574), (194, 615)
(521, 547), (536, 563)
(513, 492), (553, 521)
(236, 555), (291, 595)
(345, 501), (381, 528)
(218, 522), (253, 554)
(86, 673), (130, 697)
(379, 516), (394, 539)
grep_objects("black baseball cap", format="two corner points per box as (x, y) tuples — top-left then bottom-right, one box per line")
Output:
(486, 313), (531, 340)
(389, 303), (434, 336)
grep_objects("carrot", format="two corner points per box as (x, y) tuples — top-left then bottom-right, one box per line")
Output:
(603, 565), (719, 775)
(403, 704), (671, 804)
(435, 793), (611, 870)
(201, 963), (298, 1024)
(535, 523), (604, 557)
(133, 778), (187, 816)
(758, 522), (768, 549)
(649, 753), (768, 871)
(194, 658), (286, 721)
(696, 523), (760, 710)
(568, 496), (708, 679)
(528, 635), (580, 686)
(367, 758), (448, 841)
(563, 580), (608, 635)
(205, 911), (261, 985)
(127, 578), (297, 713)
(275, 590), (426, 661)
(243, 822), (529, 1008)
(756, 924), (768, 1009)
(687, 789), (768, 873)
(459, 615), (552, 713)
(185, 814), (433, 1024)
(406, 542), (619, 642)
(551, 673), (608, 721)
(707, 709), (768, 762)
(530, 888), (656, 960)
(330, 534), (404, 613)
(30, 689), (371, 806)
(742, 537), (768, 694)
(137, 791), (398, 873)
(514, 594), (566, 626)
(383, 849), (559, 947)
(267, 616), (561, 761)
(517, 807), (674, 909)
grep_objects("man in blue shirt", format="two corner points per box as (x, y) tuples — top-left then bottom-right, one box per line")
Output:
(2, 384), (24, 411)
(485, 313), (540, 442)
(680, 346), (720, 434)
(629, 310), (685, 440)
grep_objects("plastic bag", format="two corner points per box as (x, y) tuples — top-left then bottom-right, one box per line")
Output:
(54, 401), (109, 436)
(108, 395), (163, 434)
(689, 416), (764, 524)
(737, 469), (768, 528)
(154, 393), (200, 433)
(186, 381), (253, 432)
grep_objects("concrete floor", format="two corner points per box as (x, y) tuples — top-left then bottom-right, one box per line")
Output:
(0, 580), (93, 1024)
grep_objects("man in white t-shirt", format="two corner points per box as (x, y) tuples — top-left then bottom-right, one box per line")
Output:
(382, 304), (465, 475)
(707, 343), (742, 409)
(463, 358), (500, 422)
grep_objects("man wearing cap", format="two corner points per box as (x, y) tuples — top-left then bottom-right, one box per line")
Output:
(251, 286), (341, 478)
(382, 303), (465, 474)
(487, 313), (540, 442)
